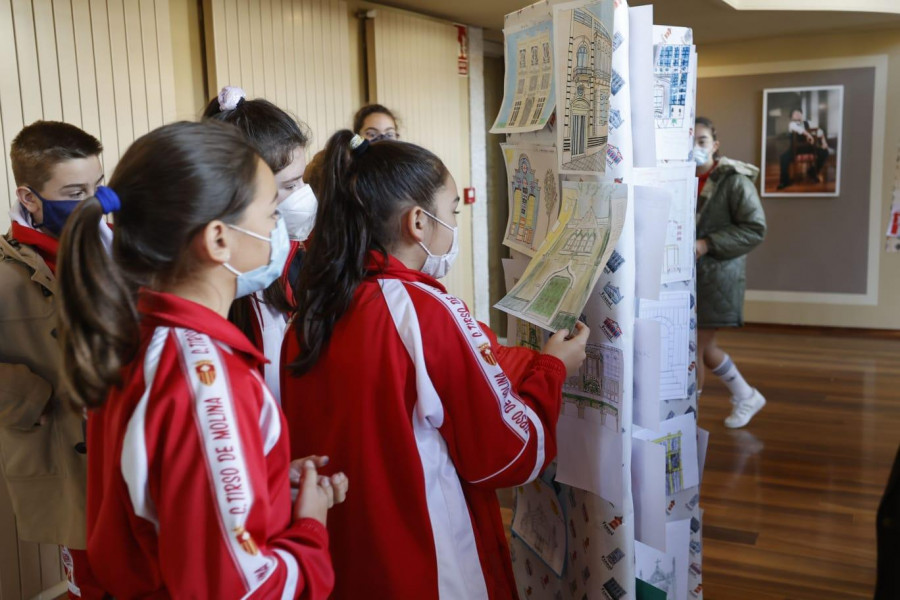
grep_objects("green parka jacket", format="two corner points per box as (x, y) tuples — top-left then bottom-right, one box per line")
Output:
(696, 157), (767, 328)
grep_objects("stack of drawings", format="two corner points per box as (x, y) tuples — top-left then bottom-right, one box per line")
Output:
(491, 1), (705, 599)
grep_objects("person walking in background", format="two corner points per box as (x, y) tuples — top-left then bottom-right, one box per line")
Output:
(694, 116), (768, 428)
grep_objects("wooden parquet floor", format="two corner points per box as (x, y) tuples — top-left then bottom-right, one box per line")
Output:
(500, 327), (900, 599)
(698, 328), (900, 599)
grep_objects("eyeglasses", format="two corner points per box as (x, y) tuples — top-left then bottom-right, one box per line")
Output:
(364, 131), (400, 142)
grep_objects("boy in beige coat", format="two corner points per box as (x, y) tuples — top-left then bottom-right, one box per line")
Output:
(0, 121), (106, 598)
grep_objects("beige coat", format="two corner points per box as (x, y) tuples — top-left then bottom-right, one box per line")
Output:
(0, 231), (86, 548)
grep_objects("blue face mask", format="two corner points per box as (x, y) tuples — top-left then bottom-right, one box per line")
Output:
(223, 217), (290, 298)
(28, 188), (81, 237)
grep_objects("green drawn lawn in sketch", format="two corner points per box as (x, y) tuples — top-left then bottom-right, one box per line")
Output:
(495, 181), (625, 332)
(528, 272), (572, 319)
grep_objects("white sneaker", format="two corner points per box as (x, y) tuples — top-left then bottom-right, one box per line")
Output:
(724, 389), (766, 429)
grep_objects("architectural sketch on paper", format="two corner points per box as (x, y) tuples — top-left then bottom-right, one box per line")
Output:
(563, 343), (623, 431)
(491, 18), (556, 134)
(496, 181), (627, 333)
(511, 479), (567, 575)
(653, 44), (692, 129)
(640, 558), (677, 594)
(638, 292), (691, 400)
(653, 430), (685, 495)
(556, 1), (614, 173)
(502, 144), (560, 256)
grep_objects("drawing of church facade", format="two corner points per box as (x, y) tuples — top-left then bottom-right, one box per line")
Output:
(509, 153), (541, 246)
(561, 7), (612, 171)
(515, 205), (611, 330)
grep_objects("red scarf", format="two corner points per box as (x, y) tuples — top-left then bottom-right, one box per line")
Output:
(697, 161), (718, 196)
(10, 222), (59, 274)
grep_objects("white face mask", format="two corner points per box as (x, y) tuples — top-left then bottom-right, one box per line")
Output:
(223, 217), (290, 298)
(279, 185), (317, 242)
(418, 210), (459, 280)
(692, 146), (710, 166)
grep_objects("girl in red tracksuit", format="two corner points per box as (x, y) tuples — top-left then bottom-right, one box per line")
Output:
(204, 86), (317, 403)
(55, 121), (347, 599)
(281, 130), (589, 599)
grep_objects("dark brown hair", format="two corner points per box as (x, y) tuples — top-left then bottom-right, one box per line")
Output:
(57, 121), (260, 407)
(290, 130), (448, 375)
(10, 121), (102, 190)
(203, 93), (311, 337)
(352, 104), (398, 135)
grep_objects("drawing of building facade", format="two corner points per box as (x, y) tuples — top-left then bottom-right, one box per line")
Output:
(561, 7), (612, 171)
(509, 154), (541, 245)
(653, 44), (691, 127)
(517, 204), (611, 330)
(563, 344), (623, 430)
(511, 29), (553, 128)
(516, 319), (542, 351)
(654, 431), (685, 495)
(641, 558), (677, 593)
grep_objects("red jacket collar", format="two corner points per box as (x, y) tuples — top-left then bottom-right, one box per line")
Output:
(365, 250), (447, 292)
(10, 222), (59, 273)
(137, 289), (268, 365)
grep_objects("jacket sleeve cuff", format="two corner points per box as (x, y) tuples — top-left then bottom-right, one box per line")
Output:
(286, 517), (329, 548)
(531, 354), (567, 382)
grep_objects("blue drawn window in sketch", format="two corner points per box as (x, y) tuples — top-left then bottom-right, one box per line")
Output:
(577, 44), (588, 69)
(543, 42), (550, 64)
(654, 44), (692, 127)
(531, 46), (538, 65)
(519, 49), (526, 68)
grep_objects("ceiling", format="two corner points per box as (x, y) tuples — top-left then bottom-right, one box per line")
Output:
(372, 0), (900, 44)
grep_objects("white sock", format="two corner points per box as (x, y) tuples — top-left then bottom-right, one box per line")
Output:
(712, 354), (754, 400)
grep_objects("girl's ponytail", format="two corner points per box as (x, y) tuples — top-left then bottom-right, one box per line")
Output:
(56, 120), (261, 407)
(290, 130), (449, 376)
(57, 197), (138, 407)
(291, 130), (373, 375)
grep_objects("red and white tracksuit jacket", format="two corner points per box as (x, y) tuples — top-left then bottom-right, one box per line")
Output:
(244, 240), (304, 403)
(86, 290), (333, 599)
(281, 253), (566, 600)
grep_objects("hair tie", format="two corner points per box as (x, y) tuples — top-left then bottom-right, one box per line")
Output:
(218, 85), (246, 112)
(95, 186), (121, 214)
(349, 134), (369, 157)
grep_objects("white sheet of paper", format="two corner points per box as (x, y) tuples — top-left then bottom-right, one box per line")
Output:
(635, 185), (672, 301)
(639, 292), (691, 400)
(634, 414), (700, 497)
(556, 400), (624, 507)
(698, 427), (709, 484)
(634, 166), (697, 285)
(666, 518), (691, 600)
(511, 478), (567, 576)
(632, 435), (667, 551)
(635, 517), (691, 600)
(629, 5), (656, 168)
(634, 318), (662, 430)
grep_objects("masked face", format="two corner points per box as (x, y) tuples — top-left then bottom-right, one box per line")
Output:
(22, 156), (105, 237)
(279, 185), (317, 242)
(223, 216), (291, 298)
(418, 210), (459, 279)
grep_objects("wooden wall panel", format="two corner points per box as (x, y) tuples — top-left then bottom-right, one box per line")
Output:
(369, 9), (475, 307)
(205, 0), (354, 152)
(0, 3), (178, 595)
(0, 0), (177, 232)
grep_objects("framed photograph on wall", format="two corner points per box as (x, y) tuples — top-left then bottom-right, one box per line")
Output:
(761, 85), (843, 197)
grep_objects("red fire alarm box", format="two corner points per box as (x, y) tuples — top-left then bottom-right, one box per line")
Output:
(463, 187), (476, 205)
